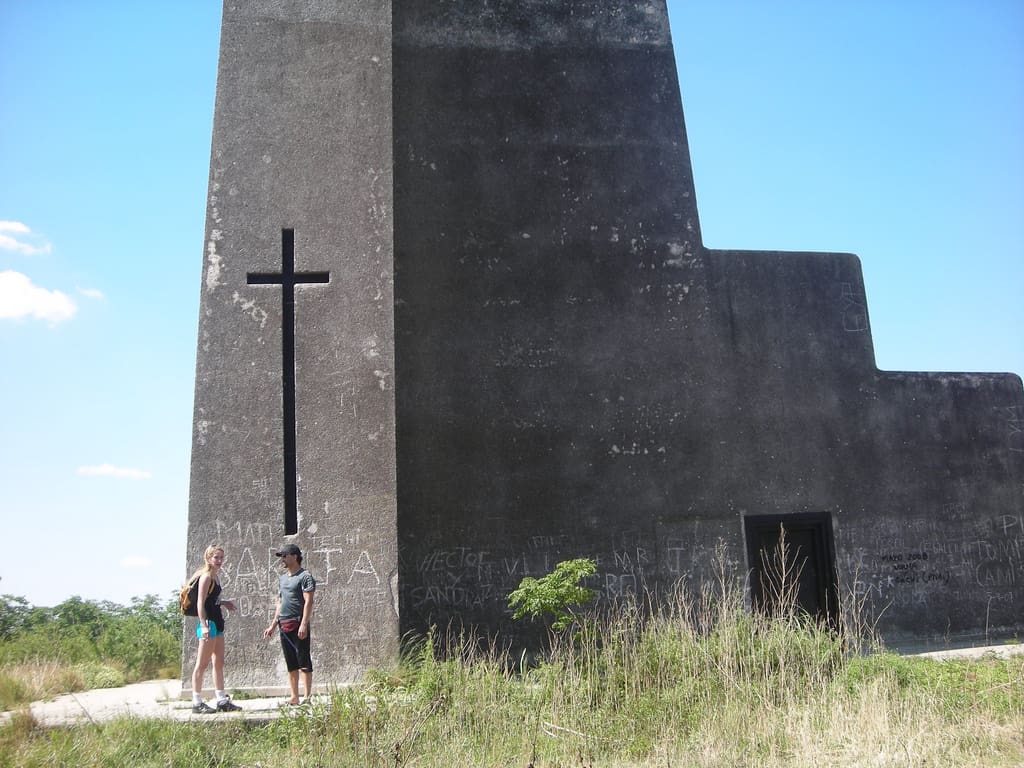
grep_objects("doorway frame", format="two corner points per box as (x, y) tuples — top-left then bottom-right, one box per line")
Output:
(743, 511), (840, 625)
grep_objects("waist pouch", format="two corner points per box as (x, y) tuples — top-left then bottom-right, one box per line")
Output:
(279, 619), (300, 633)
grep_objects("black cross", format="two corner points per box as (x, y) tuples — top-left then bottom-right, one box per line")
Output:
(247, 228), (330, 535)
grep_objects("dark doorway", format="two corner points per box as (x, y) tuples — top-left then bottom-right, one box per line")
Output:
(744, 512), (839, 624)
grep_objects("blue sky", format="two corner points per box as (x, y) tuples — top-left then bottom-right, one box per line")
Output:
(1, 1), (1021, 607)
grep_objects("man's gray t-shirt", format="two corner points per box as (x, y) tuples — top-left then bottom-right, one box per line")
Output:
(278, 568), (315, 620)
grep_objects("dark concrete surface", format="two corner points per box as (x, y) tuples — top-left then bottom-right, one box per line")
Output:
(185, 0), (1023, 690)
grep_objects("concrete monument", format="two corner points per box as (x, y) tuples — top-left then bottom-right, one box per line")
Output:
(184, 1), (397, 690)
(186, 0), (1023, 690)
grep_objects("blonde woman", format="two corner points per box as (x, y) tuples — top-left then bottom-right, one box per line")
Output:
(188, 544), (241, 713)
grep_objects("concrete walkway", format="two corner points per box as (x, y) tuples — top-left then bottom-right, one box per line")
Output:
(3, 644), (1021, 728)
(913, 643), (1024, 661)
(0, 680), (325, 728)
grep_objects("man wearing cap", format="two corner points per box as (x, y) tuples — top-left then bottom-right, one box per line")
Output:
(263, 543), (316, 705)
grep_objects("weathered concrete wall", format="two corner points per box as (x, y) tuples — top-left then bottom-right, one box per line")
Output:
(697, 253), (1023, 647)
(189, 0), (1023, 690)
(185, 0), (397, 689)
(392, 0), (1024, 650)
(393, 0), (707, 645)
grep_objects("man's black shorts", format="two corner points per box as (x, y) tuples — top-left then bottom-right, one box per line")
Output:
(279, 627), (312, 672)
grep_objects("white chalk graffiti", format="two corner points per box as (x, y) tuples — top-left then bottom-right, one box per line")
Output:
(215, 519), (275, 545)
(997, 405), (1024, 452)
(198, 519), (395, 616)
(839, 283), (868, 332)
(348, 551), (381, 585)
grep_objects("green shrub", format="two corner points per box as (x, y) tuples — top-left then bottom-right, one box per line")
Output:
(75, 662), (125, 690)
(507, 558), (597, 632)
(0, 626), (98, 667)
(97, 618), (179, 680)
(0, 592), (181, 699)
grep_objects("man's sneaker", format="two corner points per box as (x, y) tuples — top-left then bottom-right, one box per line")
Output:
(192, 701), (217, 714)
(216, 698), (242, 712)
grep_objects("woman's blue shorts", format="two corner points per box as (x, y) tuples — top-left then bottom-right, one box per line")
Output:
(196, 622), (222, 639)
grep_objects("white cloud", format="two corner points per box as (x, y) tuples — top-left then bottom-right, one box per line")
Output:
(76, 464), (153, 480)
(0, 221), (52, 256)
(119, 555), (153, 570)
(0, 270), (77, 324)
(77, 286), (105, 300)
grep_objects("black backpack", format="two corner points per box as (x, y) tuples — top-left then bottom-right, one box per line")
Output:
(179, 576), (201, 616)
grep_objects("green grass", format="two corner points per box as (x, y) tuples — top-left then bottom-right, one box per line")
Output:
(3, 587), (1022, 767)
(0, 593), (180, 710)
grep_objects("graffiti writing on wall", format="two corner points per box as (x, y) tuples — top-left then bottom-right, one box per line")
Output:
(844, 505), (1023, 611)
(839, 282), (868, 333)
(875, 551), (949, 586)
(995, 405), (1024, 452)
(199, 520), (394, 619)
(405, 526), (739, 617)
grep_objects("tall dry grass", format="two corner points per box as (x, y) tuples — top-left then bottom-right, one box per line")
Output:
(2, 554), (1022, 767)
(341, 558), (1021, 767)
(0, 661), (85, 712)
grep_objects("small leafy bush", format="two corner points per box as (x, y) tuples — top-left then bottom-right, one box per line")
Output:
(76, 662), (125, 690)
(507, 558), (598, 632)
